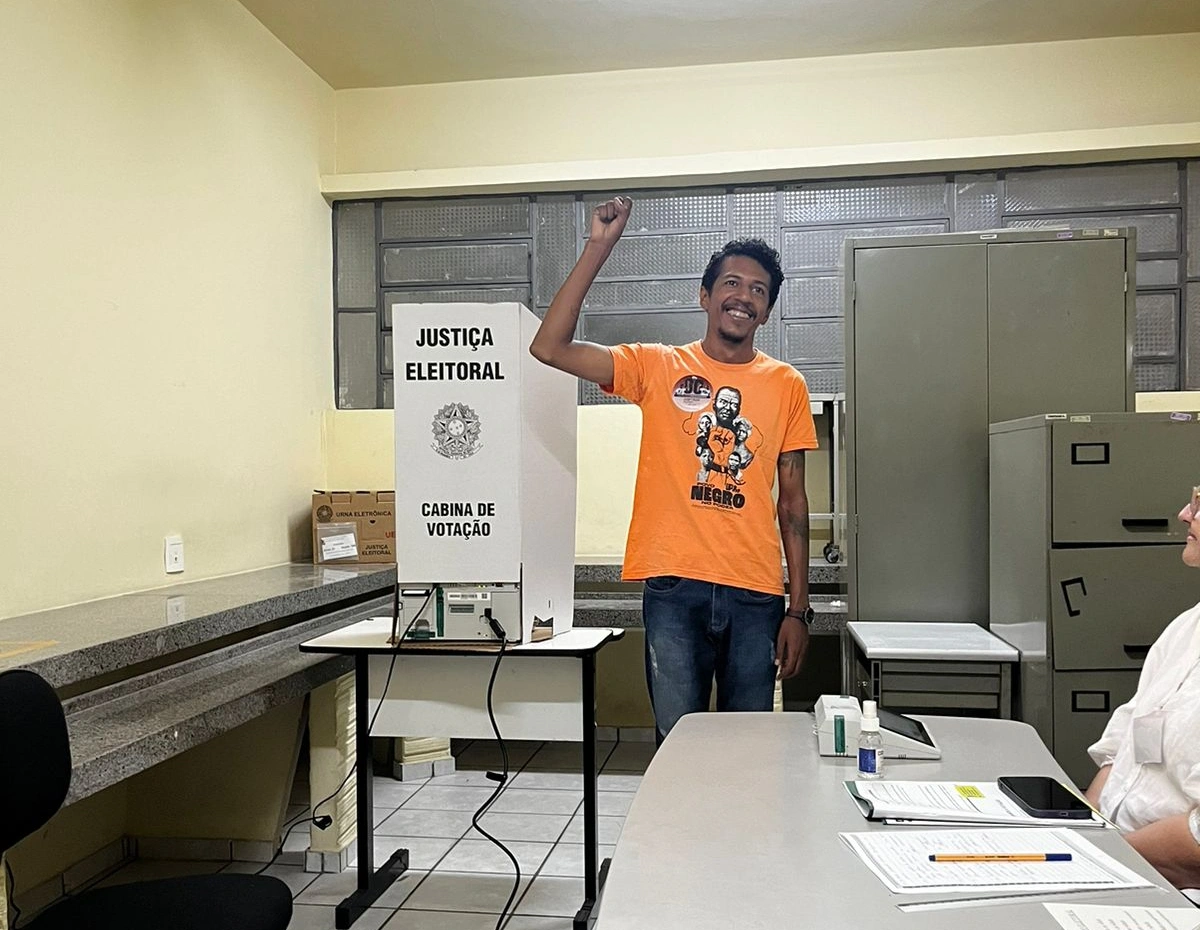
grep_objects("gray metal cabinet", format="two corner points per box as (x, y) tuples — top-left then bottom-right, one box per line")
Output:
(1052, 670), (1140, 787)
(987, 239), (1130, 424)
(1049, 419), (1193, 545)
(1048, 547), (1195, 672)
(990, 413), (1200, 787)
(846, 229), (1135, 628)
(849, 244), (988, 623)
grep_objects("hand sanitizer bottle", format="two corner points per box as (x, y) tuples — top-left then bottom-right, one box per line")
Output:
(857, 700), (884, 779)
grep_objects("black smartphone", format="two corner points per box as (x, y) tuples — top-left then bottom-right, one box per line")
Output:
(997, 776), (1094, 820)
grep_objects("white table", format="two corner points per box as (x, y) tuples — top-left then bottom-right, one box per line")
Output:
(845, 621), (1020, 718)
(597, 714), (1189, 929)
(301, 619), (624, 929)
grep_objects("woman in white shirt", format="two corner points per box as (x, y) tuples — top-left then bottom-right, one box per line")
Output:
(1085, 488), (1200, 892)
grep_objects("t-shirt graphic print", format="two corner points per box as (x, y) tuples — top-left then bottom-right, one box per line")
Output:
(605, 342), (817, 595)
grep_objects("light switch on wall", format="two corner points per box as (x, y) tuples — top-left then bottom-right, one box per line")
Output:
(164, 535), (185, 574)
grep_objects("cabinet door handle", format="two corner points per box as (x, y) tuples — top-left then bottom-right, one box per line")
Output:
(1072, 690), (1111, 713)
(1121, 518), (1169, 531)
(1123, 644), (1151, 660)
(1060, 577), (1087, 618)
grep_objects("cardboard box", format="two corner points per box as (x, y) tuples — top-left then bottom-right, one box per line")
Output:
(312, 491), (395, 564)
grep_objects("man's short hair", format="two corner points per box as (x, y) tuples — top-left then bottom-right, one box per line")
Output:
(701, 238), (784, 309)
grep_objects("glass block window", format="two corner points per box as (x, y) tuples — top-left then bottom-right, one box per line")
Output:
(334, 160), (1199, 405)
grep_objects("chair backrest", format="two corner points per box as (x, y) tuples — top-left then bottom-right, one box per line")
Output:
(0, 669), (72, 854)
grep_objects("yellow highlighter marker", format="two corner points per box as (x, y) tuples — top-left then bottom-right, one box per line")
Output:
(928, 853), (1072, 862)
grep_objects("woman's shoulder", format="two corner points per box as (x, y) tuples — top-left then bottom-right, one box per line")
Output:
(1152, 599), (1200, 652)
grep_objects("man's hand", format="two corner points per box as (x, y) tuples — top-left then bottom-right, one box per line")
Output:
(589, 196), (632, 249)
(529, 196), (632, 384)
(776, 616), (809, 680)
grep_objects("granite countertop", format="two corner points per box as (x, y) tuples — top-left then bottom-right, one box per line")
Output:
(0, 558), (842, 803)
(0, 563), (395, 688)
(62, 597), (386, 804)
(573, 558), (848, 633)
(1, 560), (847, 690)
(575, 559), (846, 587)
(572, 592), (848, 634)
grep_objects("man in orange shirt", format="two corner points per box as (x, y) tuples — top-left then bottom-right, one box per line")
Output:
(530, 196), (818, 743)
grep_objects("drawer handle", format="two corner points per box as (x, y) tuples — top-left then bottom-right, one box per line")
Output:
(1060, 577), (1087, 617)
(1072, 690), (1111, 713)
(1121, 518), (1169, 531)
(1123, 644), (1151, 660)
(1070, 442), (1110, 465)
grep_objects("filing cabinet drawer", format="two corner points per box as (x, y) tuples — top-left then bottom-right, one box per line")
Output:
(1052, 669), (1139, 789)
(850, 653), (1012, 718)
(1051, 420), (1199, 544)
(1049, 546), (1193, 670)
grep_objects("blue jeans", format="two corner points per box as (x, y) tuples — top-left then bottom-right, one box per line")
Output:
(642, 576), (784, 744)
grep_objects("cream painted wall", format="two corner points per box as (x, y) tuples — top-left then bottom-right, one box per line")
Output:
(322, 410), (395, 489)
(0, 0), (336, 618)
(329, 33), (1200, 196)
(3, 783), (130, 909)
(1136, 392), (1200, 413)
(126, 700), (304, 840)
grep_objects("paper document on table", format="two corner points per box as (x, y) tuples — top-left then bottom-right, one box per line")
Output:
(839, 827), (1152, 895)
(1044, 903), (1200, 930)
(846, 780), (1105, 827)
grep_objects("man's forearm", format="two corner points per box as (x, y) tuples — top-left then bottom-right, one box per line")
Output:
(778, 493), (810, 608)
(530, 241), (612, 362)
(1125, 812), (1200, 889)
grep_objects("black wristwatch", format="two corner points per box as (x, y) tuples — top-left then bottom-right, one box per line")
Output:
(785, 606), (815, 627)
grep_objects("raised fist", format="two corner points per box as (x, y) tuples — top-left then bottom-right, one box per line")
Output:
(589, 196), (632, 248)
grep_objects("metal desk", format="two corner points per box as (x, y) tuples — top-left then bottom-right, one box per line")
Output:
(844, 621), (1020, 718)
(301, 619), (624, 929)
(597, 714), (1186, 929)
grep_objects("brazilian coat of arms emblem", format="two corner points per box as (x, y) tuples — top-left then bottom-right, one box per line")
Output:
(431, 402), (482, 459)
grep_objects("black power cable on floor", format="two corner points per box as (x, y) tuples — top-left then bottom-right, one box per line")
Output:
(470, 610), (522, 930)
(257, 585), (433, 877)
(254, 806), (319, 876)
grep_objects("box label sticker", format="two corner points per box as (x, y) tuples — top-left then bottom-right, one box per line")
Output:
(321, 533), (358, 560)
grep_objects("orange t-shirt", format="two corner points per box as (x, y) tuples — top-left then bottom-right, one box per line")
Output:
(605, 342), (818, 595)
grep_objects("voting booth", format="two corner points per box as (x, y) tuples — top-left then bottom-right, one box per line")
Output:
(391, 302), (577, 643)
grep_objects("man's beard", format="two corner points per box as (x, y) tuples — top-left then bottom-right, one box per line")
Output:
(717, 323), (750, 345)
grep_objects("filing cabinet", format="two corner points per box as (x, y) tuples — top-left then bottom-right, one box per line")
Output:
(847, 229), (1136, 627)
(990, 413), (1200, 787)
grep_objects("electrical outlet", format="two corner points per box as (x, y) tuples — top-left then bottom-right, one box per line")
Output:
(166, 596), (186, 623)
(164, 535), (185, 574)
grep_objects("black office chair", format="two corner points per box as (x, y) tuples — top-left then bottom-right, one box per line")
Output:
(0, 668), (293, 929)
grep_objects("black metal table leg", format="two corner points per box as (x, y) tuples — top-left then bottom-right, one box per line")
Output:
(574, 652), (599, 930)
(335, 654), (409, 929)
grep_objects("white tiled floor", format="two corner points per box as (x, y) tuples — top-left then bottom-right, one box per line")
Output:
(95, 738), (650, 930)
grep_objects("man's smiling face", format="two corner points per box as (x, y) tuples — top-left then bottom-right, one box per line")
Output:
(699, 254), (772, 346)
